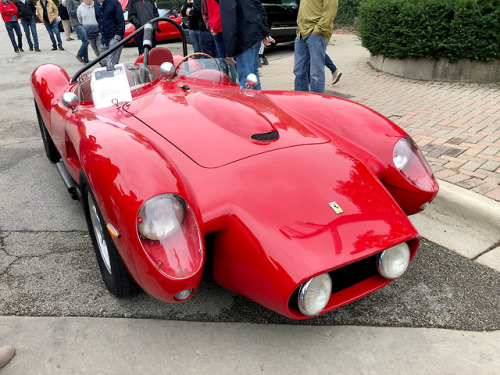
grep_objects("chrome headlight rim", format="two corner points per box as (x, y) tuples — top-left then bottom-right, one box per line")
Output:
(297, 273), (332, 316)
(377, 242), (411, 280)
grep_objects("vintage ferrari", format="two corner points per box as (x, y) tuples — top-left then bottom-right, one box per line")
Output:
(31, 17), (438, 319)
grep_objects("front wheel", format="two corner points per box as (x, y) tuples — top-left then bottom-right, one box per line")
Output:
(82, 181), (139, 298)
(35, 101), (60, 163)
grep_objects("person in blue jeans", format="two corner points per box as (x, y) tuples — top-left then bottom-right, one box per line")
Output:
(1, 0), (24, 53)
(15, 0), (40, 51)
(294, 0), (338, 93)
(181, 0), (202, 57)
(67, 0), (89, 63)
(36, 0), (64, 50)
(219, 0), (270, 90)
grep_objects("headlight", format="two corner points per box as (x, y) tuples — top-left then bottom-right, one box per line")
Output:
(137, 195), (184, 241)
(377, 243), (410, 279)
(137, 194), (203, 280)
(393, 137), (436, 191)
(297, 273), (332, 316)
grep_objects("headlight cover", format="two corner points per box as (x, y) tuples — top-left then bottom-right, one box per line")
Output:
(138, 195), (184, 241)
(297, 273), (332, 316)
(377, 242), (411, 279)
(137, 194), (203, 279)
(393, 137), (436, 191)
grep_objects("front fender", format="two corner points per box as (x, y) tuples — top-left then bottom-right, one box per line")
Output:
(31, 64), (70, 130)
(78, 114), (205, 302)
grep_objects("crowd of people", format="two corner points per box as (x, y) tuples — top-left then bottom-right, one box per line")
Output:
(1, 0), (341, 93)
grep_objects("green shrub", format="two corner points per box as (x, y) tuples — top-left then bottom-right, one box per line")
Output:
(358, 0), (500, 62)
(336, 0), (363, 25)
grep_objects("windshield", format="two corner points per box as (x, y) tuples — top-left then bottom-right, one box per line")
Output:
(176, 58), (239, 85)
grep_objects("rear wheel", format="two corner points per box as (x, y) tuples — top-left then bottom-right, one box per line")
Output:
(35, 101), (60, 163)
(82, 181), (139, 298)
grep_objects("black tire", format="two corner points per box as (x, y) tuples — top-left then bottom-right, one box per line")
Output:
(82, 179), (139, 298)
(35, 101), (61, 163)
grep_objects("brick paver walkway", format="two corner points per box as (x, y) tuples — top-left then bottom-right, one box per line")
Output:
(260, 33), (500, 202)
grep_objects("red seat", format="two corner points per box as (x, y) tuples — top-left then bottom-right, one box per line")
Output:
(148, 47), (174, 65)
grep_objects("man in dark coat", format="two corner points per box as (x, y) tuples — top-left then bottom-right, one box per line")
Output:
(94, 0), (124, 65)
(15, 0), (40, 51)
(127, 0), (158, 55)
(219, 0), (270, 89)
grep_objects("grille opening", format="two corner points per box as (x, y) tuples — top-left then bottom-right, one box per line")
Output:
(289, 254), (379, 309)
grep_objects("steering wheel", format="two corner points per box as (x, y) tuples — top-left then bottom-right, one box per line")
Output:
(174, 52), (214, 74)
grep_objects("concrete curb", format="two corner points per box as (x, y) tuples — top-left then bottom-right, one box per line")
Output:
(410, 179), (500, 271)
(2, 316), (499, 374)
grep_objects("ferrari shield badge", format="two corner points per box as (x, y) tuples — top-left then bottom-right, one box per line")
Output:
(329, 201), (344, 215)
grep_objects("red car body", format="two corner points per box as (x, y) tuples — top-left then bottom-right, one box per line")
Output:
(120, 0), (182, 44)
(31, 24), (438, 319)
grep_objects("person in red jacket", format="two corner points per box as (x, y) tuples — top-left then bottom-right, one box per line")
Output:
(0, 0), (24, 54)
(201, 0), (224, 57)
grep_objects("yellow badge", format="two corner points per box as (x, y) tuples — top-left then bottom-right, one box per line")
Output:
(329, 201), (344, 215)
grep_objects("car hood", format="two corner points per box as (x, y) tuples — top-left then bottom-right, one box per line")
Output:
(123, 87), (330, 168)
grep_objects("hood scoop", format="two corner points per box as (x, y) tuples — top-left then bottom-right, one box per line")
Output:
(251, 130), (279, 141)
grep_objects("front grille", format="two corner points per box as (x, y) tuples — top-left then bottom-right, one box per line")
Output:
(329, 254), (378, 293)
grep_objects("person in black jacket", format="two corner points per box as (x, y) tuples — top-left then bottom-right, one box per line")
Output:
(95, 0), (124, 65)
(181, 0), (201, 55)
(15, 0), (40, 51)
(128, 0), (158, 55)
(219, 0), (270, 90)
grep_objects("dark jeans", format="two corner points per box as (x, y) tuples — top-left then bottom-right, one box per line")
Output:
(21, 18), (39, 49)
(212, 32), (225, 58)
(325, 54), (337, 73)
(189, 29), (201, 55)
(44, 20), (63, 48)
(199, 30), (218, 58)
(136, 32), (157, 55)
(5, 21), (23, 52)
(74, 25), (89, 62)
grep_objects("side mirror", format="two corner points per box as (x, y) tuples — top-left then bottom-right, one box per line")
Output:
(62, 92), (79, 112)
(160, 62), (175, 80)
(245, 74), (258, 89)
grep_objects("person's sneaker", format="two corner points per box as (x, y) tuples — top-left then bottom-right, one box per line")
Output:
(29, 46), (34, 51)
(51, 46), (57, 50)
(59, 46), (65, 51)
(66, 38), (74, 41)
(35, 47), (41, 52)
(19, 48), (24, 52)
(259, 54), (269, 66)
(76, 56), (84, 63)
(0, 345), (15, 368)
(331, 69), (342, 85)
(15, 50), (20, 55)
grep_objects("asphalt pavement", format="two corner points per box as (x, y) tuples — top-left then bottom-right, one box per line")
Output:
(0, 25), (499, 374)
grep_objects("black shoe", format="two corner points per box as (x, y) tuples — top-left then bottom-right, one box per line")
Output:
(58, 46), (64, 51)
(30, 46), (34, 51)
(19, 48), (24, 52)
(35, 47), (41, 52)
(76, 56), (84, 63)
(259, 54), (269, 66)
(51, 46), (57, 50)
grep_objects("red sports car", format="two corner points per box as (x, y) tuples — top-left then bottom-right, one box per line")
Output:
(120, 0), (182, 44)
(31, 18), (438, 319)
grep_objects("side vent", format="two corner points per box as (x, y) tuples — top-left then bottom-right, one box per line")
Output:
(251, 130), (279, 141)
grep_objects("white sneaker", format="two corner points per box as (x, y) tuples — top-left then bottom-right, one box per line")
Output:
(332, 69), (342, 85)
